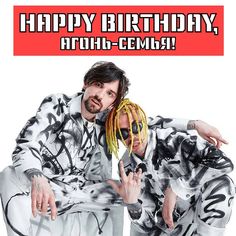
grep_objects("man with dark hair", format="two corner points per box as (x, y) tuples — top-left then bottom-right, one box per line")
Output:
(0, 61), (130, 236)
(106, 99), (235, 236)
(0, 62), (228, 236)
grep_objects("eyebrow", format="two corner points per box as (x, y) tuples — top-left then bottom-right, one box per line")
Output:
(94, 81), (117, 97)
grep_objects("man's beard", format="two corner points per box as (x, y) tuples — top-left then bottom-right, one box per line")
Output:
(84, 96), (102, 114)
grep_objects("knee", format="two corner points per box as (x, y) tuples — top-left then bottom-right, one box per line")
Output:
(197, 175), (235, 228)
(0, 166), (31, 205)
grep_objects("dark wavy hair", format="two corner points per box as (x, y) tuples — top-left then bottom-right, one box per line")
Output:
(83, 61), (130, 107)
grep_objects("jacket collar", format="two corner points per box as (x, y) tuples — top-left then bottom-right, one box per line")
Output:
(68, 93), (83, 119)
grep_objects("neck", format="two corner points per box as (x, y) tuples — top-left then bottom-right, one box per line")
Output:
(81, 100), (96, 122)
(133, 148), (146, 158)
(134, 151), (145, 159)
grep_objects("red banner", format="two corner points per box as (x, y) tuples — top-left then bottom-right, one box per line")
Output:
(14, 6), (224, 56)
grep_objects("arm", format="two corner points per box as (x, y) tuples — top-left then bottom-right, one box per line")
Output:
(148, 116), (189, 131)
(157, 130), (234, 200)
(148, 116), (228, 148)
(162, 187), (177, 230)
(12, 94), (65, 178)
(12, 94), (66, 219)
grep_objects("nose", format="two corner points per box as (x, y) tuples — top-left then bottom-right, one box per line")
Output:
(127, 132), (139, 143)
(133, 133), (140, 141)
(96, 88), (106, 100)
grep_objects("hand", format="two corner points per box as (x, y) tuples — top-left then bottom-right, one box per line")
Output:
(107, 161), (142, 204)
(194, 120), (228, 148)
(31, 176), (57, 220)
(162, 187), (177, 230)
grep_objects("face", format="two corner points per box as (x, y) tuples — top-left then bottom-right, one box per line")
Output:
(117, 110), (148, 157)
(83, 80), (119, 114)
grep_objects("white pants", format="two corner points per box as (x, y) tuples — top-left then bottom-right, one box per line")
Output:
(0, 166), (124, 236)
(130, 175), (235, 236)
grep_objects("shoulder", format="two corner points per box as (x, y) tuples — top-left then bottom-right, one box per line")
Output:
(40, 93), (82, 107)
(153, 127), (176, 138)
(37, 93), (82, 116)
(148, 115), (173, 128)
(96, 109), (110, 126)
(154, 127), (192, 144)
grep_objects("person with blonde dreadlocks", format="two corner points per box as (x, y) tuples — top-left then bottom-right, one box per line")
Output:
(106, 99), (235, 236)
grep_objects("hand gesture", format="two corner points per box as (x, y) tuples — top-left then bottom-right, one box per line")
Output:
(162, 187), (177, 230)
(31, 176), (57, 220)
(194, 120), (228, 148)
(107, 161), (142, 204)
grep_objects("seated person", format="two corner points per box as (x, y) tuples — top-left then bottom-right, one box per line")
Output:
(106, 99), (235, 236)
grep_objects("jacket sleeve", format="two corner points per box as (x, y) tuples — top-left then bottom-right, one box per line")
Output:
(161, 130), (234, 200)
(12, 94), (65, 179)
(148, 115), (189, 131)
(126, 192), (162, 234)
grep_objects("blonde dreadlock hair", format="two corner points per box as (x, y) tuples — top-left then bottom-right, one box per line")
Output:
(106, 98), (148, 159)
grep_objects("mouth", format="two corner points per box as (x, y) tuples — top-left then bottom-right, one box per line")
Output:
(131, 140), (141, 149)
(90, 97), (101, 107)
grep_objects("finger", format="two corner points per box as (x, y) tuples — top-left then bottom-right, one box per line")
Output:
(210, 133), (223, 148)
(31, 184), (37, 217)
(119, 161), (128, 182)
(133, 172), (137, 181)
(134, 169), (142, 183)
(215, 139), (222, 149)
(128, 171), (134, 182)
(41, 194), (49, 215)
(136, 169), (142, 185)
(205, 136), (216, 145)
(213, 135), (228, 148)
(167, 218), (175, 230)
(36, 192), (43, 212)
(218, 137), (228, 145)
(48, 196), (57, 220)
(163, 210), (174, 230)
(137, 168), (142, 177)
(166, 209), (174, 229)
(107, 179), (120, 194)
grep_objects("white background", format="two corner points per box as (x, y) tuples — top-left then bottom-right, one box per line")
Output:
(0, 0), (235, 235)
